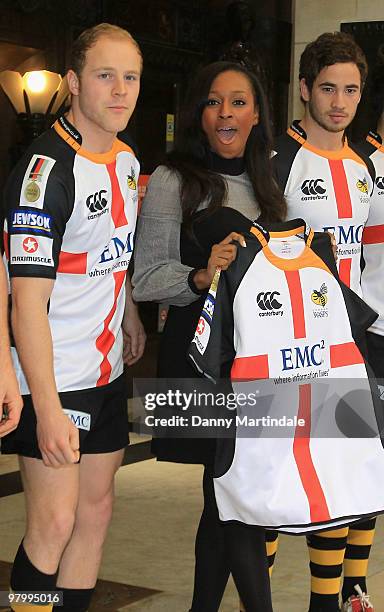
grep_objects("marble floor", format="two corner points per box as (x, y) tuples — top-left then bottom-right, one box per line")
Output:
(0, 443), (383, 611)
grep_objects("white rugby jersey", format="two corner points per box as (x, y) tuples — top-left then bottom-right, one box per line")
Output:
(189, 219), (384, 533)
(273, 121), (375, 294)
(4, 115), (139, 393)
(360, 131), (384, 336)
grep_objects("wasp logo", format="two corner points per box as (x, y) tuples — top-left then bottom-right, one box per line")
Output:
(376, 176), (384, 191)
(311, 283), (328, 308)
(356, 178), (368, 194)
(301, 179), (326, 196)
(257, 291), (282, 311)
(127, 167), (137, 190)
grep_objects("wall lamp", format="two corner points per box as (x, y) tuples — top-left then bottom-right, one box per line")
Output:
(0, 70), (69, 143)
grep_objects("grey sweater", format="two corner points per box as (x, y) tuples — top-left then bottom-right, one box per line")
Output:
(132, 165), (260, 307)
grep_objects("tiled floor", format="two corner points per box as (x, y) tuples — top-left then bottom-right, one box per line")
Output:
(0, 448), (383, 611)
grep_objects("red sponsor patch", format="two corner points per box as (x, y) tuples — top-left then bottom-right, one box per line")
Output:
(22, 236), (38, 253)
(197, 318), (205, 335)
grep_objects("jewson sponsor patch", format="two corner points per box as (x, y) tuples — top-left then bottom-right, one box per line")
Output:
(10, 209), (53, 235)
(202, 294), (215, 323)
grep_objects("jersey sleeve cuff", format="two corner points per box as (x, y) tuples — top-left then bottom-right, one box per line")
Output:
(8, 270), (57, 280)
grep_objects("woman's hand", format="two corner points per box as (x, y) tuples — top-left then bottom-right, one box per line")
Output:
(192, 232), (246, 290)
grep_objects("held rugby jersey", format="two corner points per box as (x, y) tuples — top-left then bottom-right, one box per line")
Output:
(189, 219), (384, 533)
(273, 120), (375, 293)
(4, 115), (139, 393)
(360, 131), (384, 336)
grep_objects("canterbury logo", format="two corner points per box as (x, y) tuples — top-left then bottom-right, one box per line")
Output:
(301, 179), (326, 196)
(257, 291), (282, 311)
(311, 283), (328, 308)
(86, 189), (108, 212)
(356, 178), (368, 193)
(376, 176), (384, 190)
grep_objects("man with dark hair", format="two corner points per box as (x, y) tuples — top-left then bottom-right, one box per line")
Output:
(0, 258), (22, 437)
(349, 50), (384, 612)
(2, 23), (145, 612)
(272, 31), (376, 612)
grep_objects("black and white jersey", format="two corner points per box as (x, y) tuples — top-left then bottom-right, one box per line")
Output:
(359, 131), (384, 336)
(273, 121), (375, 294)
(189, 218), (384, 533)
(4, 115), (139, 393)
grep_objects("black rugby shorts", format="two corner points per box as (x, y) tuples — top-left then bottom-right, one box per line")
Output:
(1, 374), (129, 458)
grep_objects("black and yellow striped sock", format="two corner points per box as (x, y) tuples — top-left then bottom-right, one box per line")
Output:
(10, 542), (56, 612)
(265, 530), (279, 577)
(307, 527), (348, 611)
(342, 518), (376, 602)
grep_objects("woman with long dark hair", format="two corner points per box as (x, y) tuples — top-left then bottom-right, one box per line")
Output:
(133, 61), (286, 611)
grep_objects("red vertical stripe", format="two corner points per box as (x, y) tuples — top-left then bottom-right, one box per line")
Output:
(293, 384), (331, 522)
(285, 270), (306, 339)
(328, 159), (352, 219)
(230, 354), (269, 380)
(96, 270), (126, 386)
(338, 258), (352, 287)
(3, 231), (9, 261)
(330, 342), (364, 368)
(106, 161), (128, 228)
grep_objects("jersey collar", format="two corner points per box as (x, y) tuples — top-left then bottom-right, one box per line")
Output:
(252, 218), (313, 245)
(287, 119), (352, 160)
(54, 114), (133, 163)
(55, 115), (82, 148)
(366, 130), (384, 152)
(250, 218), (318, 271)
(289, 119), (307, 140)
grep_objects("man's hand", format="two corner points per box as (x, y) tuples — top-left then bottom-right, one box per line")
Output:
(0, 362), (23, 438)
(36, 408), (80, 468)
(122, 303), (146, 366)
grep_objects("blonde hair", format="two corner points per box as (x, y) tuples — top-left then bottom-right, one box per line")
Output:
(69, 23), (142, 76)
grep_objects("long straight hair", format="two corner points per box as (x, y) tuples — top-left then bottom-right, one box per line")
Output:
(166, 61), (286, 225)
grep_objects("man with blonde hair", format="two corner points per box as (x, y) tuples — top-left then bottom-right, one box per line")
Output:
(2, 23), (145, 612)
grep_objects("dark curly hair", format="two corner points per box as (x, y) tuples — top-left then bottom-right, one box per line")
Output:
(299, 32), (368, 92)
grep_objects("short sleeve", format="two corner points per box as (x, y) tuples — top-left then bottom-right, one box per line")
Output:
(4, 153), (74, 279)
